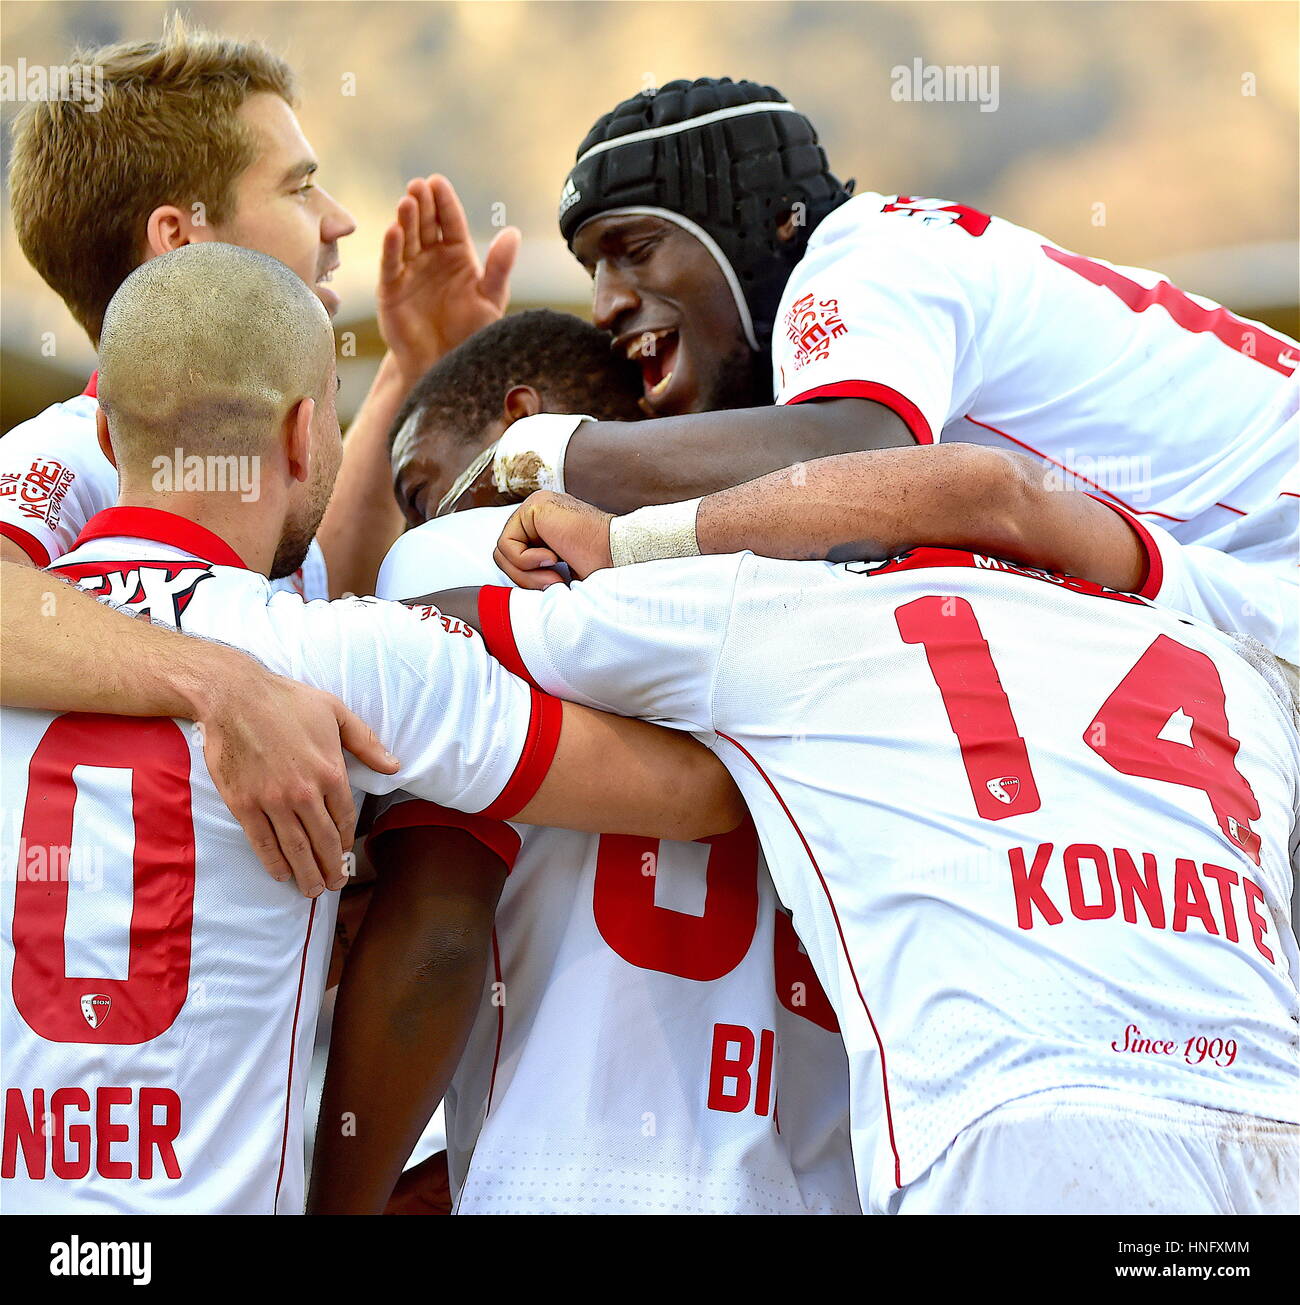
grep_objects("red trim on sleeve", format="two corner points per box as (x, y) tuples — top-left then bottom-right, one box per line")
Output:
(785, 380), (934, 445)
(366, 800), (522, 871)
(480, 687), (564, 820)
(0, 521), (52, 567)
(1087, 494), (1164, 599)
(477, 585), (541, 689)
(82, 372), (99, 398)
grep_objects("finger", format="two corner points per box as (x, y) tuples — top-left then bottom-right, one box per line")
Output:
(269, 809), (327, 898)
(379, 222), (405, 284)
(297, 796), (348, 892)
(321, 767), (358, 854)
(397, 193), (421, 258)
(430, 174), (471, 247)
(239, 808), (296, 884)
(481, 227), (520, 309)
(517, 544), (561, 571)
(493, 544), (566, 590)
(336, 703), (400, 774)
(411, 175), (440, 248)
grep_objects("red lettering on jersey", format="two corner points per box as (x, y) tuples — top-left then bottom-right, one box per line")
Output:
(1, 1087), (183, 1180)
(1199, 864), (1240, 944)
(1113, 849), (1165, 928)
(1, 459), (76, 527)
(95, 1087), (133, 1179)
(706, 1024), (780, 1117)
(880, 196), (992, 237)
(783, 293), (849, 372)
(137, 1088), (182, 1179)
(708, 1023), (756, 1113)
(1010, 844), (1275, 965)
(3, 1088), (47, 1178)
(754, 1028), (776, 1118)
(1044, 245), (1298, 377)
(1064, 844), (1115, 921)
(1009, 843), (1062, 929)
(1241, 877), (1274, 964)
(51, 1087), (92, 1179)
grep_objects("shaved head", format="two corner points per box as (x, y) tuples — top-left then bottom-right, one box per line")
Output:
(97, 241), (335, 467)
(97, 242), (340, 579)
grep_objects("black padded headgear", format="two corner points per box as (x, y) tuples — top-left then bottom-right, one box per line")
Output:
(559, 77), (852, 353)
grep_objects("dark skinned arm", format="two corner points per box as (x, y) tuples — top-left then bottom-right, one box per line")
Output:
(563, 397), (914, 512)
(491, 444), (1149, 596)
(307, 825), (506, 1215)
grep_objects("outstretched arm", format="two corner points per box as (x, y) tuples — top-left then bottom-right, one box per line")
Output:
(492, 443), (1147, 594)
(434, 396), (914, 517)
(0, 561), (398, 894)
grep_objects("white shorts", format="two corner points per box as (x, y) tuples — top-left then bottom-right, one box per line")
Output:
(892, 1088), (1300, 1215)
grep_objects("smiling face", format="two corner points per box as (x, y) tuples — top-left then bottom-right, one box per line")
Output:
(571, 213), (766, 416)
(203, 94), (355, 317)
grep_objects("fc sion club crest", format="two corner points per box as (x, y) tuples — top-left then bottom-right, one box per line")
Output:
(80, 993), (111, 1029)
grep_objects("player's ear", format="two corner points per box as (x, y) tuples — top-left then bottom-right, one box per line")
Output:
(775, 209), (801, 244)
(144, 205), (203, 258)
(502, 385), (543, 426)
(285, 396), (315, 484)
(94, 407), (117, 469)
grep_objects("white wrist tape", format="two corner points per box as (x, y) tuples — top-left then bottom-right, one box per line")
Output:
(609, 498), (703, 568)
(491, 413), (593, 498)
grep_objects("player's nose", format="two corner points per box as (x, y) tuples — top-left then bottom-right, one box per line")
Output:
(591, 262), (640, 333)
(320, 188), (357, 243)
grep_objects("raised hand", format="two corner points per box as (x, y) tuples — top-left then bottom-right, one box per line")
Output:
(377, 174), (520, 382)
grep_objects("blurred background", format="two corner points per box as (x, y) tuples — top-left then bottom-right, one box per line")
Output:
(3, 0), (1297, 431)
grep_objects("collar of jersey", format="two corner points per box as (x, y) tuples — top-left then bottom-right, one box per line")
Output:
(75, 506), (250, 571)
(83, 372), (98, 398)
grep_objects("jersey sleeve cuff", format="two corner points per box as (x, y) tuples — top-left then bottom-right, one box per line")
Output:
(366, 800), (522, 871)
(783, 380), (934, 445)
(479, 684), (563, 820)
(1085, 496), (1165, 598)
(478, 585), (542, 688)
(0, 521), (52, 567)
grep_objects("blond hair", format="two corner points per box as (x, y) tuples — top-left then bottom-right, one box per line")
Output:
(8, 14), (295, 343)
(98, 242), (334, 468)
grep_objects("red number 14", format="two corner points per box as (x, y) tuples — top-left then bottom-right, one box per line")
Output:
(895, 596), (1261, 864)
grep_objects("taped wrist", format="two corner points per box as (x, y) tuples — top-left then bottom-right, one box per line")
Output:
(608, 498), (703, 567)
(491, 413), (593, 497)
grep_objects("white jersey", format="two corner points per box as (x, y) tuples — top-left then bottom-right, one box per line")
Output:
(774, 193), (1299, 658)
(475, 547), (1300, 1213)
(1, 506), (562, 1214)
(0, 379), (329, 600)
(374, 509), (859, 1214)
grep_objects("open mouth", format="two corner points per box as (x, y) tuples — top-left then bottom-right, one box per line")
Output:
(625, 328), (680, 404)
(314, 266), (340, 315)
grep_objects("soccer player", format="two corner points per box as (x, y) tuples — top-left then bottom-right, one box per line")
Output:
(409, 478), (1299, 1215)
(309, 310), (859, 1215)
(437, 78), (1298, 660)
(0, 245), (742, 1214)
(1, 17), (514, 598)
